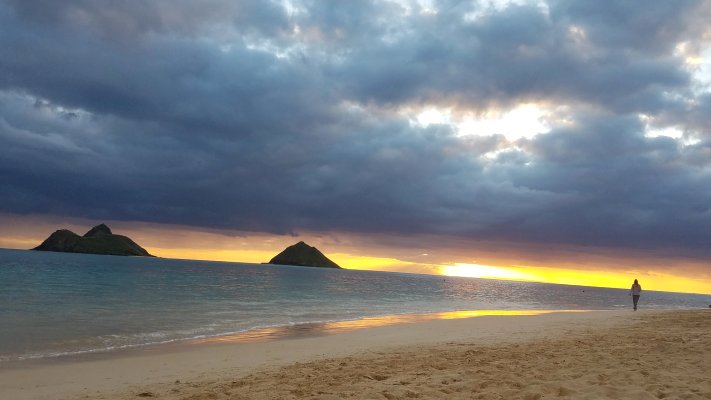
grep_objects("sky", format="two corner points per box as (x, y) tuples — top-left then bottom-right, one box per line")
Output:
(1, 0), (711, 294)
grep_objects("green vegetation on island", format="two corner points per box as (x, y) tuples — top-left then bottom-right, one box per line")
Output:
(268, 241), (341, 269)
(33, 224), (154, 257)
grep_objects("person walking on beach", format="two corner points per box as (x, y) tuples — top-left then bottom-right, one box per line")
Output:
(630, 279), (642, 311)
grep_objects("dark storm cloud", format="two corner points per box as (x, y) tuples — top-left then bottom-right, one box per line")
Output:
(2, 0), (290, 38)
(548, 0), (707, 54)
(1, 0), (711, 259)
(329, 1), (693, 114)
(653, 92), (711, 140)
(512, 113), (711, 249)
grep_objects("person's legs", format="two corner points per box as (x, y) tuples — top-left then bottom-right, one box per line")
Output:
(633, 295), (640, 311)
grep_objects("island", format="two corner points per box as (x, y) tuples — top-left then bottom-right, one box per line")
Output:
(267, 241), (342, 269)
(32, 223), (154, 257)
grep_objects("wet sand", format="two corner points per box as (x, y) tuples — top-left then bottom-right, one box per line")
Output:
(1, 309), (709, 399)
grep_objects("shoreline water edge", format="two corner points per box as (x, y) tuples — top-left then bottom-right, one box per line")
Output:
(2, 248), (711, 367)
(1, 310), (709, 400)
(1, 308), (585, 366)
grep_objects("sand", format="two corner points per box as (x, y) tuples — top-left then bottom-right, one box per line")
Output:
(1, 310), (709, 399)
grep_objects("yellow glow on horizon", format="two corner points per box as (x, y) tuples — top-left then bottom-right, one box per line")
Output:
(147, 247), (274, 263)
(150, 247), (711, 294)
(440, 262), (711, 295)
(3, 213), (709, 295)
(0, 237), (42, 249)
(440, 262), (534, 280)
(148, 248), (420, 273)
(329, 253), (418, 270)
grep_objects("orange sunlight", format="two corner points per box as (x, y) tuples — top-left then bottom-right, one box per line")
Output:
(193, 309), (562, 344)
(2, 213), (709, 295)
(145, 248), (421, 271)
(329, 253), (420, 271)
(86, 246), (711, 295)
(146, 247), (273, 264)
(439, 263), (534, 281)
(439, 262), (711, 295)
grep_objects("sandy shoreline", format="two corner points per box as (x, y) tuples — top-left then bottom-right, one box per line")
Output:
(1, 309), (709, 399)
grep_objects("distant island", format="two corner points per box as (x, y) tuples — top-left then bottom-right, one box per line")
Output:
(33, 224), (154, 257)
(268, 241), (341, 269)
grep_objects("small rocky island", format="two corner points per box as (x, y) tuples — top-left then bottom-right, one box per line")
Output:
(268, 241), (341, 269)
(33, 224), (153, 257)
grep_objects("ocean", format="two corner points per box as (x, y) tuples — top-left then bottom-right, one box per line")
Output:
(1, 248), (709, 364)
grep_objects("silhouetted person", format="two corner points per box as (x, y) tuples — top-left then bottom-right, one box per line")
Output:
(630, 279), (642, 311)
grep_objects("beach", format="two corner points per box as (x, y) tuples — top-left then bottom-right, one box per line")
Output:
(1, 309), (709, 399)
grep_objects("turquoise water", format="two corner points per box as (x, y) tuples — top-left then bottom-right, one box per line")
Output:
(1, 248), (709, 363)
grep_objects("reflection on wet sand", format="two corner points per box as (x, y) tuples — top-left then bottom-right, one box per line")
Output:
(192, 309), (584, 344)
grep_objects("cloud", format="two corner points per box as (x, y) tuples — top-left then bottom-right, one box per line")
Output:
(2, 0), (290, 39)
(1, 0), (711, 264)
